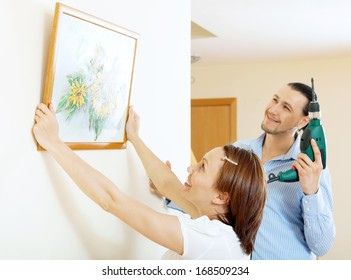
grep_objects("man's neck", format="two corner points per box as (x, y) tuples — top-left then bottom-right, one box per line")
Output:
(262, 132), (296, 164)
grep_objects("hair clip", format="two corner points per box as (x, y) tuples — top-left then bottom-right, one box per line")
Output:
(223, 156), (238, 165)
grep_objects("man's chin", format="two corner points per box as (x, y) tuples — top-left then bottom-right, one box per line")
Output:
(261, 124), (280, 135)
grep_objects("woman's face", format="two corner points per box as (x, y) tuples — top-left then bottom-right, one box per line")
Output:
(182, 147), (225, 210)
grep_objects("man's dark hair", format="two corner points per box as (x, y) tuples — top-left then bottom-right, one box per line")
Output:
(287, 82), (316, 116)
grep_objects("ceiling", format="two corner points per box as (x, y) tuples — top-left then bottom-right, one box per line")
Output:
(191, 0), (351, 65)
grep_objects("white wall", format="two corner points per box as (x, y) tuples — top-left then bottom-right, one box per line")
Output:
(0, 0), (190, 259)
(191, 56), (351, 259)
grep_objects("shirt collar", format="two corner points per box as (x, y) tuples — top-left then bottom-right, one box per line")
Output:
(254, 133), (301, 161)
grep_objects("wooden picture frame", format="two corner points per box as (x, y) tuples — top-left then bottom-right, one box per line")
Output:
(39, 2), (138, 150)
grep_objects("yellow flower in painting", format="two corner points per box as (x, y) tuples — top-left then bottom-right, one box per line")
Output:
(69, 80), (86, 107)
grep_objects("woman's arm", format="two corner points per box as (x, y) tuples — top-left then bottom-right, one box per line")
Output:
(126, 108), (200, 217)
(33, 103), (183, 254)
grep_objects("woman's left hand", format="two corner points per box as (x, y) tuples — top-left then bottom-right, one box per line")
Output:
(33, 103), (61, 151)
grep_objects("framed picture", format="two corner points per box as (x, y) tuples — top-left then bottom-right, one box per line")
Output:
(39, 2), (138, 150)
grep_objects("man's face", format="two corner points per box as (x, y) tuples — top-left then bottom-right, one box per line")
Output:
(261, 85), (309, 135)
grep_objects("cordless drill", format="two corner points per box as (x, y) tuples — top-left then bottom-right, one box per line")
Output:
(267, 78), (327, 183)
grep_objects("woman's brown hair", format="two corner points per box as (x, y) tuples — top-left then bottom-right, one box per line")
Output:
(216, 145), (267, 255)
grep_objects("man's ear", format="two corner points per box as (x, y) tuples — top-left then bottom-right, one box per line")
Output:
(212, 192), (229, 205)
(298, 116), (310, 130)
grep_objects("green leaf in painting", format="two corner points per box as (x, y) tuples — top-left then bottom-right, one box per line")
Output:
(56, 94), (70, 113)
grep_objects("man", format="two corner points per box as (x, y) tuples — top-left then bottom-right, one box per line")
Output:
(233, 82), (335, 259)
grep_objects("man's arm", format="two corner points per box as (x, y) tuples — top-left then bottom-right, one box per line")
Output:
(291, 139), (335, 255)
(301, 167), (336, 256)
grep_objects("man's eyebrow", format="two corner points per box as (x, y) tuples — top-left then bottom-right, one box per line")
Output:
(282, 100), (293, 111)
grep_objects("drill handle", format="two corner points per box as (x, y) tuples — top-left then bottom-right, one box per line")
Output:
(300, 119), (327, 169)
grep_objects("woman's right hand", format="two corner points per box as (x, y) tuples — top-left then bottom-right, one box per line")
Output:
(126, 106), (140, 143)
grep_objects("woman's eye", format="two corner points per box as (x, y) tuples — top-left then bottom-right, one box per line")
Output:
(199, 162), (205, 170)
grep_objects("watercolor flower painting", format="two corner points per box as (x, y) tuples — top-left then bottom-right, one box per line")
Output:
(46, 6), (138, 147)
(56, 46), (119, 141)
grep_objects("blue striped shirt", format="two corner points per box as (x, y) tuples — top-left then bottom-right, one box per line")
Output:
(234, 133), (336, 259)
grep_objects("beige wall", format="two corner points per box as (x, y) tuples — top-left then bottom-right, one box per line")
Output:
(191, 56), (351, 259)
(0, 0), (190, 259)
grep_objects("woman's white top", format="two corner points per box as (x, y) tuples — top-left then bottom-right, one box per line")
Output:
(162, 214), (250, 260)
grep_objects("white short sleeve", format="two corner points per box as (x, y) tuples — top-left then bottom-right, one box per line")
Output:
(174, 214), (249, 260)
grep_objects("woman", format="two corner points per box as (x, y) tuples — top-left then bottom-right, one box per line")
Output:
(33, 103), (266, 259)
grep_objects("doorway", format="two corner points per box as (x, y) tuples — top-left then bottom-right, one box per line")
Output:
(191, 98), (237, 162)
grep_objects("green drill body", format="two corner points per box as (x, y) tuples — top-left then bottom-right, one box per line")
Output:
(275, 118), (327, 183)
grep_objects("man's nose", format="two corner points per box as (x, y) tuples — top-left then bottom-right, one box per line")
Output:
(269, 103), (281, 114)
